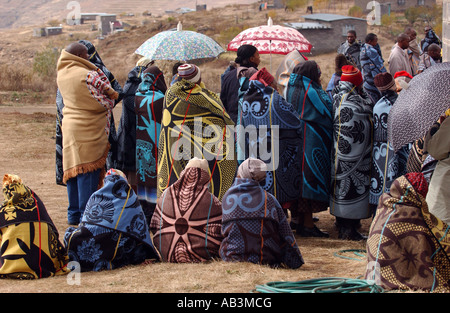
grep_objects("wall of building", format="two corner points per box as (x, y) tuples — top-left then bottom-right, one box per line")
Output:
(355, 0), (436, 12)
(443, 0), (450, 61)
(301, 18), (367, 54)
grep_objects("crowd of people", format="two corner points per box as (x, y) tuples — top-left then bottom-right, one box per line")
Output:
(0, 25), (449, 292)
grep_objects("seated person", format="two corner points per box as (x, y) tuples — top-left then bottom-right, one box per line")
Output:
(220, 158), (304, 269)
(150, 158), (223, 263)
(365, 172), (450, 292)
(64, 169), (159, 272)
(0, 174), (69, 279)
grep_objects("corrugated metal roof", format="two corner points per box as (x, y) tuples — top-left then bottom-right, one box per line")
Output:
(284, 22), (330, 30)
(301, 13), (366, 22)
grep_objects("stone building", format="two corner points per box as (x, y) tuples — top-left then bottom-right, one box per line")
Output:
(354, 0), (437, 13)
(285, 13), (367, 54)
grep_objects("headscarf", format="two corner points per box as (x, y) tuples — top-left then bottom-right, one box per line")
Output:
(293, 60), (321, 85)
(237, 158), (267, 182)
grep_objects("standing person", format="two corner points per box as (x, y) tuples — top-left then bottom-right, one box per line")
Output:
(220, 44), (260, 123)
(404, 27), (422, 76)
(116, 57), (154, 191)
(326, 54), (351, 99)
(220, 158), (304, 269)
(275, 49), (308, 98)
(388, 33), (414, 78)
(55, 40), (123, 186)
(330, 65), (373, 240)
(158, 64), (237, 201)
(360, 33), (387, 105)
(418, 43), (442, 74)
(370, 72), (408, 211)
(424, 112), (450, 225)
(337, 30), (362, 70)
(78, 40), (124, 170)
(150, 158), (223, 263)
(421, 26), (442, 53)
(56, 42), (119, 225)
(239, 67), (304, 224)
(134, 65), (167, 225)
(285, 61), (333, 237)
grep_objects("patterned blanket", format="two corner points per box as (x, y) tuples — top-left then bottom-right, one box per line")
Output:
(64, 171), (159, 272)
(220, 177), (304, 269)
(150, 167), (223, 263)
(286, 73), (333, 204)
(240, 80), (303, 203)
(134, 67), (167, 218)
(157, 80), (237, 201)
(0, 175), (69, 279)
(365, 173), (450, 292)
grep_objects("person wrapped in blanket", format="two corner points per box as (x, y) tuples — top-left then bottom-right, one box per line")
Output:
(157, 64), (237, 201)
(365, 172), (450, 292)
(150, 158), (223, 263)
(64, 169), (160, 272)
(220, 158), (304, 269)
(0, 174), (69, 279)
(115, 57), (154, 191)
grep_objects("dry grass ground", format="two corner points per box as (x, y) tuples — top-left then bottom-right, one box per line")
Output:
(0, 1), (429, 296)
(0, 111), (372, 294)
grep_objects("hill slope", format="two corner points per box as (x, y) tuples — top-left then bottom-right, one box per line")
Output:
(0, 0), (256, 29)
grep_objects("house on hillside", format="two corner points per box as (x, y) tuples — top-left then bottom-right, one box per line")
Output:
(33, 26), (63, 37)
(354, 0), (437, 13)
(285, 13), (367, 54)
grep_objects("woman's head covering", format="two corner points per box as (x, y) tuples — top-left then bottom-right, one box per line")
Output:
(185, 157), (209, 173)
(249, 67), (275, 87)
(393, 71), (413, 92)
(374, 72), (396, 92)
(237, 158), (267, 182)
(293, 60), (321, 85)
(136, 57), (154, 67)
(178, 63), (201, 84)
(141, 65), (167, 93)
(340, 65), (363, 87)
(235, 44), (258, 67)
(335, 53), (350, 76)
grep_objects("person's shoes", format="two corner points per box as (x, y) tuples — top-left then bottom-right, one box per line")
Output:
(297, 225), (329, 238)
(338, 226), (367, 241)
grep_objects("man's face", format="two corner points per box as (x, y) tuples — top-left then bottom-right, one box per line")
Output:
(399, 37), (410, 50)
(347, 33), (356, 44)
(424, 27), (432, 34)
(429, 49), (441, 60)
(408, 31), (417, 42)
(369, 36), (378, 47)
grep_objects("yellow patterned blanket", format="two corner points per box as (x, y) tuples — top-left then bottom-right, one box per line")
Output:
(157, 80), (237, 200)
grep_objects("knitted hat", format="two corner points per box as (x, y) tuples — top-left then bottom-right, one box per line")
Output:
(340, 65), (363, 87)
(394, 71), (412, 91)
(249, 67), (275, 87)
(178, 63), (201, 84)
(374, 72), (396, 92)
(393, 71), (413, 82)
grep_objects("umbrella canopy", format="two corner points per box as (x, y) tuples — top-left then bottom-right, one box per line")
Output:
(387, 62), (450, 152)
(135, 22), (225, 61)
(227, 17), (312, 55)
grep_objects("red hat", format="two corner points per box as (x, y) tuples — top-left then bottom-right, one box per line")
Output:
(393, 71), (413, 80)
(340, 65), (363, 87)
(250, 67), (275, 87)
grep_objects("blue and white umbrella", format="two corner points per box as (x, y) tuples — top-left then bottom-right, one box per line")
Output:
(135, 22), (225, 61)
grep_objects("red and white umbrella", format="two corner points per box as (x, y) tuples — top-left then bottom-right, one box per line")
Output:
(227, 17), (312, 55)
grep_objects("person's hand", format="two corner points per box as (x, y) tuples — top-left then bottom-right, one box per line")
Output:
(110, 91), (119, 100)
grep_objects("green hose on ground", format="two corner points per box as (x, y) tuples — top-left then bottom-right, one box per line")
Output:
(254, 277), (384, 293)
